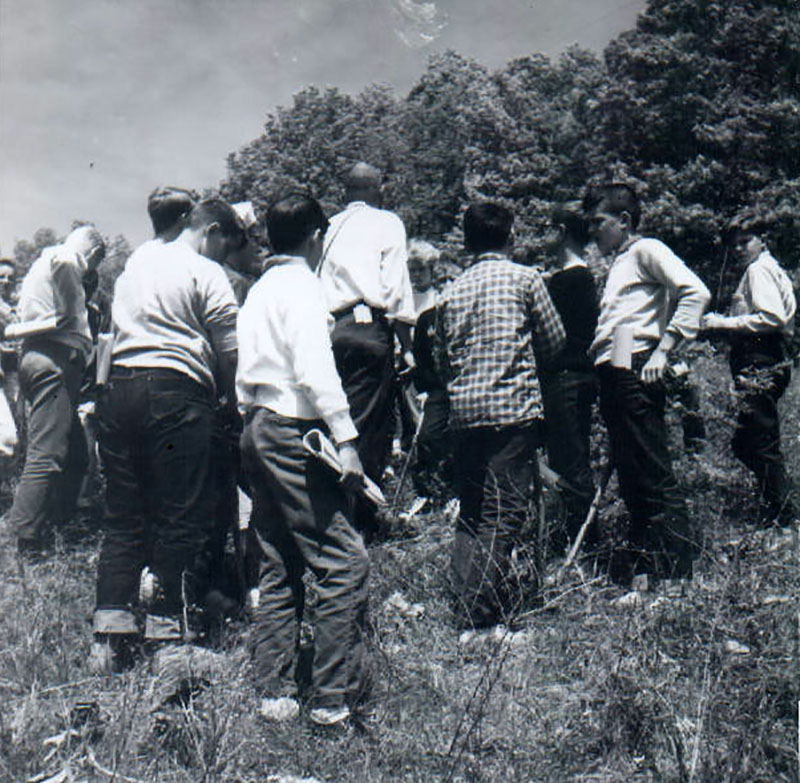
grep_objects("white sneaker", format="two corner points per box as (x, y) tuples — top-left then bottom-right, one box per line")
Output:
(309, 705), (350, 726)
(258, 697), (300, 722)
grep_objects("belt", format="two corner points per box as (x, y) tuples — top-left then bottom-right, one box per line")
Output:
(331, 301), (387, 323)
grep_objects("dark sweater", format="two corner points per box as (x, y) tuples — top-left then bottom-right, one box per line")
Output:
(546, 265), (598, 372)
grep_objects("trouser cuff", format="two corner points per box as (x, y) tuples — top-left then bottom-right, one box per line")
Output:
(94, 608), (139, 635)
(144, 614), (183, 641)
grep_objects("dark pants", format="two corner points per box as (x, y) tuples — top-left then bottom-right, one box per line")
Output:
(598, 360), (694, 580)
(241, 408), (369, 709)
(730, 351), (794, 524)
(94, 368), (214, 633)
(540, 369), (597, 542)
(331, 315), (395, 532)
(8, 341), (88, 543)
(664, 368), (706, 451)
(451, 424), (538, 629)
(413, 391), (451, 498)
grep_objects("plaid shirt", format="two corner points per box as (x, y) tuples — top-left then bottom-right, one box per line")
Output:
(439, 253), (565, 430)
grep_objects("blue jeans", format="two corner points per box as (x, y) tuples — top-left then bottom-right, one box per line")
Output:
(7, 341), (87, 543)
(94, 367), (214, 631)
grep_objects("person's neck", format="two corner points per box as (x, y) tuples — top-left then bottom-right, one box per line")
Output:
(615, 233), (639, 256)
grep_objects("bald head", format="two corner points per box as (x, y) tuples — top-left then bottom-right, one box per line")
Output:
(65, 225), (106, 271)
(344, 162), (382, 205)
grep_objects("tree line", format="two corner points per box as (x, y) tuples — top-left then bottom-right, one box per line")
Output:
(12, 0), (800, 307)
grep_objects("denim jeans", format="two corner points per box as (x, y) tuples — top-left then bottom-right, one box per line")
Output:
(7, 341), (87, 543)
(94, 367), (214, 632)
(241, 408), (370, 710)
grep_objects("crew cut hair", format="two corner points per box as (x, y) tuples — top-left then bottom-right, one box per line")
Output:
(463, 202), (514, 254)
(582, 183), (642, 230)
(552, 201), (590, 247)
(267, 193), (329, 254)
(147, 187), (198, 236)
(188, 198), (246, 243)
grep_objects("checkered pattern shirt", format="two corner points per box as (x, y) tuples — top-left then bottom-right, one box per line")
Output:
(439, 253), (566, 430)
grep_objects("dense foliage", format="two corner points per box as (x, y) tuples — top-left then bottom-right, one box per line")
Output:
(222, 0), (800, 296)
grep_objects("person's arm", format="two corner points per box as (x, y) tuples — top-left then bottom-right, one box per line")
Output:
(286, 285), (359, 446)
(704, 263), (794, 334)
(638, 239), (711, 383)
(202, 265), (240, 407)
(394, 321), (416, 371)
(380, 216), (416, 327)
(50, 251), (86, 326)
(529, 272), (566, 364)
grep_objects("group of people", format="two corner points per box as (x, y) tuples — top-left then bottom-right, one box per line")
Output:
(1, 165), (795, 726)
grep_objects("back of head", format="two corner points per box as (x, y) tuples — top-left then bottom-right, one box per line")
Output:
(552, 201), (590, 249)
(582, 183), (641, 229)
(344, 162), (382, 205)
(67, 224), (106, 264)
(463, 202), (514, 254)
(188, 198), (246, 244)
(267, 193), (329, 254)
(148, 186), (199, 237)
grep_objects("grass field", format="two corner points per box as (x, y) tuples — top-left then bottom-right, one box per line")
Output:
(0, 345), (797, 783)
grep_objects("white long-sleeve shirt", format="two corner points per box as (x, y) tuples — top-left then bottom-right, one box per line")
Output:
(318, 201), (416, 324)
(592, 237), (710, 365)
(236, 256), (357, 444)
(18, 244), (92, 357)
(721, 250), (796, 336)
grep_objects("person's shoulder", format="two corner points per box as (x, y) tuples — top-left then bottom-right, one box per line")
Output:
(630, 236), (672, 255)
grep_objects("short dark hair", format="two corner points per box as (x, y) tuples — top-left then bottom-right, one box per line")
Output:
(727, 210), (767, 242)
(267, 193), (329, 254)
(147, 186), (198, 235)
(552, 201), (589, 247)
(188, 199), (247, 247)
(463, 202), (514, 253)
(583, 183), (641, 229)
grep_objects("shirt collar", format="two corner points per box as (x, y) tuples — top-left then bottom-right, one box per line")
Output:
(261, 254), (308, 273)
(475, 251), (508, 262)
(563, 248), (587, 270)
(616, 234), (640, 258)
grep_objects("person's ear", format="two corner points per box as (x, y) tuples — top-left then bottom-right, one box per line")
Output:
(619, 211), (632, 231)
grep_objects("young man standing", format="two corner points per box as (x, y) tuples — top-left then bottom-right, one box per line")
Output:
(586, 183), (710, 585)
(8, 225), (105, 560)
(318, 162), (416, 536)
(702, 214), (797, 527)
(237, 193), (369, 727)
(438, 202), (565, 630)
(539, 203), (599, 549)
(92, 199), (241, 665)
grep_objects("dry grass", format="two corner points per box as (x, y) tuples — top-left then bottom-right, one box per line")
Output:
(0, 346), (797, 783)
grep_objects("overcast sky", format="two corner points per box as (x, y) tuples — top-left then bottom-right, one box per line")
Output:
(0, 0), (645, 253)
